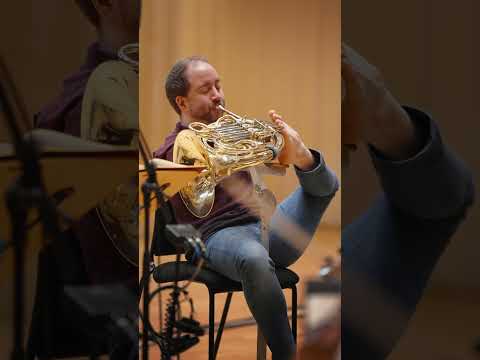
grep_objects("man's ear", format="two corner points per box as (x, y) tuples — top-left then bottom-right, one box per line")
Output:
(176, 96), (188, 113)
(90, 0), (114, 17)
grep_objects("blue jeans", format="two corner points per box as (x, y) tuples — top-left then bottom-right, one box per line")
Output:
(205, 158), (338, 360)
(341, 108), (475, 360)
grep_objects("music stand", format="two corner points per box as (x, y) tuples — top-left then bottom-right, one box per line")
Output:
(138, 159), (205, 199)
(0, 57), (137, 360)
(0, 130), (137, 243)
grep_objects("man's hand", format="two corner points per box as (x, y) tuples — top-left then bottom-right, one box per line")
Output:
(268, 110), (315, 171)
(342, 44), (422, 160)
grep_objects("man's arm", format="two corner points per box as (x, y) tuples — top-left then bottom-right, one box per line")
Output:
(341, 44), (474, 360)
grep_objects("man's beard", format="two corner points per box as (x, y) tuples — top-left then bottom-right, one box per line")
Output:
(195, 100), (225, 124)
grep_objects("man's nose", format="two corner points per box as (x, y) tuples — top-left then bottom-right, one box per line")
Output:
(211, 88), (222, 103)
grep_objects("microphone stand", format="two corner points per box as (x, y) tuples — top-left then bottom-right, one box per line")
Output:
(138, 133), (167, 360)
(1, 64), (62, 360)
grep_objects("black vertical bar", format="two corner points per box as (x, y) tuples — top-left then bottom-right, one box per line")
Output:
(291, 286), (297, 343)
(213, 292), (233, 358)
(209, 291), (215, 360)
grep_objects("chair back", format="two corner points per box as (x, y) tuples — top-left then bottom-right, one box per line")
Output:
(151, 200), (183, 256)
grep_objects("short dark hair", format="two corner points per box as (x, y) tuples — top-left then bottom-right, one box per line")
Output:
(74, 0), (100, 27)
(165, 56), (209, 115)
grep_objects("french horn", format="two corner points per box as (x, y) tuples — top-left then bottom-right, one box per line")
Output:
(80, 43), (139, 266)
(173, 105), (284, 218)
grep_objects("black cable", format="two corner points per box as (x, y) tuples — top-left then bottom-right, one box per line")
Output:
(139, 258), (205, 358)
(138, 286), (195, 358)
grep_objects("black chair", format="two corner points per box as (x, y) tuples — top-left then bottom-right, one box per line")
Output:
(151, 208), (299, 360)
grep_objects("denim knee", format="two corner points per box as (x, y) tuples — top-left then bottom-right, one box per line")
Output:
(238, 253), (275, 282)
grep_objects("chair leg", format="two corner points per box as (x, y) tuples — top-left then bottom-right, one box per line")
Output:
(256, 329), (267, 360)
(291, 286), (297, 343)
(209, 290), (215, 360)
(213, 292), (233, 358)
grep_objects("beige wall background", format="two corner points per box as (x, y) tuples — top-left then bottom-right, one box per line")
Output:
(141, 0), (341, 225)
(0, 1), (96, 140)
(343, 0), (479, 289)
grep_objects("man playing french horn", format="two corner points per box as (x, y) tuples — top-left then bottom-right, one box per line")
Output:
(155, 56), (339, 360)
